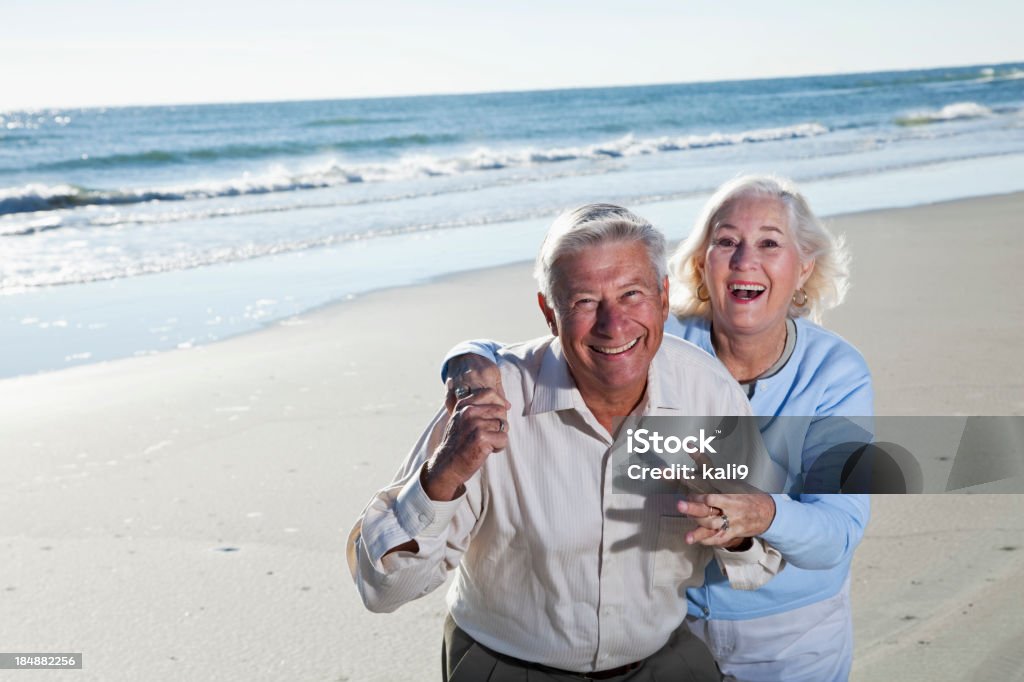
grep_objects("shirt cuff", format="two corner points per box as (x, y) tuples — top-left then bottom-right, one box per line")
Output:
(714, 539), (785, 591)
(379, 532), (448, 573)
(440, 340), (501, 381)
(394, 464), (465, 539)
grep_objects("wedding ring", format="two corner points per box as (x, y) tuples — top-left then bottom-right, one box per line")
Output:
(720, 514), (730, 533)
(497, 419), (505, 433)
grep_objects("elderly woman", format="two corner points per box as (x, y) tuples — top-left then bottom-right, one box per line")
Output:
(664, 175), (871, 682)
(441, 175), (872, 681)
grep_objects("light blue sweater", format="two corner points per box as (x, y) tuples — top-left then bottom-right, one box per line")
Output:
(443, 315), (873, 620)
(665, 315), (872, 619)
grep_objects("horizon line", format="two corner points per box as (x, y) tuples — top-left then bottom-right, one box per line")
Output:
(4, 58), (1021, 113)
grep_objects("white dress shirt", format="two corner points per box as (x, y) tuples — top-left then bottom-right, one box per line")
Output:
(347, 335), (783, 673)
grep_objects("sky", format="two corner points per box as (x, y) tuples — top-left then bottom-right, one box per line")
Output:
(4, 0), (1023, 110)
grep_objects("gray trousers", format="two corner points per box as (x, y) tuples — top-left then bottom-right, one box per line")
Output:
(442, 614), (722, 682)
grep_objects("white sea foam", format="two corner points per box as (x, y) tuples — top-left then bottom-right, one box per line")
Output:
(0, 122), (829, 217)
(0, 209), (554, 291)
(896, 102), (994, 125)
(0, 183), (83, 215)
(0, 214), (63, 236)
(974, 68), (1024, 84)
(357, 122), (830, 178)
(6, 146), (1022, 293)
(0, 166), (609, 233)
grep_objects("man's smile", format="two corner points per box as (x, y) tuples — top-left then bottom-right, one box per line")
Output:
(589, 336), (641, 355)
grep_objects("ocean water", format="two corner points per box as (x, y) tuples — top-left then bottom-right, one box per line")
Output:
(3, 62), (1024, 378)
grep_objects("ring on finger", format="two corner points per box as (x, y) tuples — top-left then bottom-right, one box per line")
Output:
(497, 418), (505, 433)
(719, 513), (730, 533)
(454, 385), (472, 400)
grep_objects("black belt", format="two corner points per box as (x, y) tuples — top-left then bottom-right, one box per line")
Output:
(564, 661), (643, 680)
(475, 638), (644, 680)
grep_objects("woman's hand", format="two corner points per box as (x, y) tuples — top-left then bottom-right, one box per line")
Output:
(677, 493), (776, 548)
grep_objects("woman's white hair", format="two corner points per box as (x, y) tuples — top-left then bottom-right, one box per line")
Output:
(668, 174), (850, 323)
(535, 203), (666, 310)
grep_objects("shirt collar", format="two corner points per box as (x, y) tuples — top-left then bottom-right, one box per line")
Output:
(528, 338), (577, 415)
(642, 351), (672, 414)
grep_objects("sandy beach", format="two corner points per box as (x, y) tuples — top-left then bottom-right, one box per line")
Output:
(1, 192), (1023, 681)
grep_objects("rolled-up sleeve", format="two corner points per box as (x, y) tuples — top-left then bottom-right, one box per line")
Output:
(713, 539), (785, 591)
(439, 339), (503, 381)
(346, 409), (479, 613)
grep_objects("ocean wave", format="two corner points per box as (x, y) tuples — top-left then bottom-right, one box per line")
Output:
(515, 122), (830, 162)
(0, 122), (828, 217)
(852, 65), (1024, 90)
(347, 133), (462, 150)
(0, 215), (63, 237)
(895, 102), (994, 126)
(0, 210), (554, 291)
(1, 166), (618, 235)
(0, 184), (88, 215)
(28, 133), (462, 172)
(973, 67), (1024, 84)
(0, 173), (351, 218)
(7, 148), (1023, 292)
(32, 144), (309, 171)
(303, 116), (408, 127)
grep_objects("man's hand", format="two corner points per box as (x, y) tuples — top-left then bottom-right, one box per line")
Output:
(677, 493), (776, 548)
(423, 385), (509, 501)
(444, 353), (508, 414)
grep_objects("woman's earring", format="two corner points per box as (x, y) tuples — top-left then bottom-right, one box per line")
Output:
(792, 288), (808, 308)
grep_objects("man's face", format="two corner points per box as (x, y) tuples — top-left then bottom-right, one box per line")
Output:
(540, 241), (669, 406)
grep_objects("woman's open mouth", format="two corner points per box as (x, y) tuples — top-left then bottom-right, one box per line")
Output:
(728, 282), (766, 301)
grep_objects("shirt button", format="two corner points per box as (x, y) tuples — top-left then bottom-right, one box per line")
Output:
(418, 513), (429, 523)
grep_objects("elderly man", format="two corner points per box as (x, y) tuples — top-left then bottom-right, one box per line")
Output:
(347, 204), (782, 681)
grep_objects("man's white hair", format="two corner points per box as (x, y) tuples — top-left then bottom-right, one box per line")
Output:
(534, 203), (667, 310)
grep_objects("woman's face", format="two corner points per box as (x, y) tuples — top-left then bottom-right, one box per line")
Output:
(699, 196), (814, 340)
